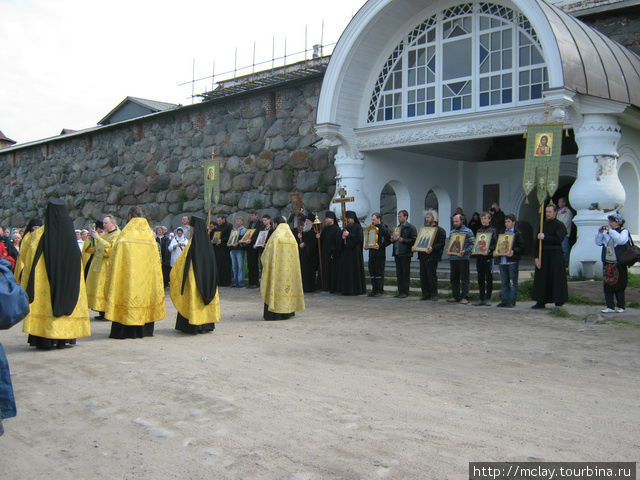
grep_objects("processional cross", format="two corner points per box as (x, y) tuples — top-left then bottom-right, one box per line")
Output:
(332, 187), (355, 229)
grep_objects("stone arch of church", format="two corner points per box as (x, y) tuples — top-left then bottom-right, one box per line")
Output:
(379, 180), (411, 226)
(514, 168), (576, 256)
(617, 146), (640, 235)
(424, 186), (451, 232)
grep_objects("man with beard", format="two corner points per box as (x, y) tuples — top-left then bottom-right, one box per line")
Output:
(21, 199), (90, 349)
(211, 215), (232, 287)
(532, 204), (568, 309)
(317, 211), (341, 293)
(335, 211), (366, 295)
(261, 216), (305, 320)
(367, 212), (391, 297)
(297, 215), (319, 292)
(170, 216), (220, 334)
(105, 206), (165, 339)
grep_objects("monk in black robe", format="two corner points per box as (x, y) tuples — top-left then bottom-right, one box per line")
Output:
(532, 204), (568, 308)
(297, 215), (319, 292)
(318, 211), (341, 293)
(212, 215), (232, 287)
(337, 211), (366, 295)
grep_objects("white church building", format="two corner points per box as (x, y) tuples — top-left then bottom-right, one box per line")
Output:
(315, 0), (640, 276)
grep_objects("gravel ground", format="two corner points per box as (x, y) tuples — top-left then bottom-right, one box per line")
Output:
(1, 288), (639, 480)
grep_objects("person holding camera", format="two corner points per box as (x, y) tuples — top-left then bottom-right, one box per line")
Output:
(489, 203), (505, 233)
(595, 213), (630, 313)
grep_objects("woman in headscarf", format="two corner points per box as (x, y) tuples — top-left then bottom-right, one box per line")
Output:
(21, 200), (90, 349)
(336, 210), (366, 295)
(595, 212), (631, 313)
(170, 216), (220, 334)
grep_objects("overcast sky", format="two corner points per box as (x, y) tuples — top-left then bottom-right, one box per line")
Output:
(0, 0), (365, 144)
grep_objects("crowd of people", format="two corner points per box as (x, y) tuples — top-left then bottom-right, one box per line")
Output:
(0, 196), (636, 437)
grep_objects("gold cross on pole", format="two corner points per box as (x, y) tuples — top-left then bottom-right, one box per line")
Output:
(332, 187), (354, 228)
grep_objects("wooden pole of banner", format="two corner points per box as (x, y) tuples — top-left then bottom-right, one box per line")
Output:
(313, 214), (324, 286)
(536, 199), (545, 269)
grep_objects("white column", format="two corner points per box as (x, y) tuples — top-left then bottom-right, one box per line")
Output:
(332, 147), (371, 219)
(568, 114), (625, 277)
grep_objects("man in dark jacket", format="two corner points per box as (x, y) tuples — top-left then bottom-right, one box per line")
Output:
(391, 210), (417, 298)
(156, 227), (171, 288)
(496, 214), (524, 308)
(418, 210), (446, 301)
(367, 212), (391, 297)
(532, 204), (568, 309)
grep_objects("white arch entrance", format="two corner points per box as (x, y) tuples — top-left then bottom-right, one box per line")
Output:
(316, 0), (640, 276)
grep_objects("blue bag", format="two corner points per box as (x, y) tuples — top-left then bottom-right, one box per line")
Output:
(0, 259), (29, 330)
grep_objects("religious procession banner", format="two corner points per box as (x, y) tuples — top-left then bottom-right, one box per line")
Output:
(203, 154), (220, 211)
(522, 124), (564, 204)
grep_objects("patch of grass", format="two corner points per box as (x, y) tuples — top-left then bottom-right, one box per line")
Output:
(517, 279), (534, 301)
(627, 301), (640, 309)
(628, 273), (640, 289)
(567, 294), (601, 306)
(549, 307), (573, 318)
(568, 271), (588, 281)
(607, 319), (640, 328)
(282, 165), (294, 189)
(253, 197), (264, 210)
(177, 187), (186, 212)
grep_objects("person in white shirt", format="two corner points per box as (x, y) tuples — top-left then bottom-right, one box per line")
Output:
(168, 227), (189, 267)
(556, 197), (573, 267)
(595, 212), (630, 313)
(75, 230), (84, 250)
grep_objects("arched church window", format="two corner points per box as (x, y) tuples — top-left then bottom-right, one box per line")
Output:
(367, 2), (548, 124)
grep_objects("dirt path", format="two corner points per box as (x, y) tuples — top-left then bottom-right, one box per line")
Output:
(2, 289), (639, 479)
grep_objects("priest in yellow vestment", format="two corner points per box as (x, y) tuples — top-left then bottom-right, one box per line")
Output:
(21, 200), (90, 349)
(170, 216), (220, 334)
(85, 216), (120, 320)
(105, 206), (165, 339)
(15, 218), (42, 286)
(260, 216), (305, 320)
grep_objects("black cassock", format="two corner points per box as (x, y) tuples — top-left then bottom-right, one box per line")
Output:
(320, 224), (341, 293)
(299, 228), (319, 292)
(212, 222), (232, 287)
(533, 218), (568, 305)
(337, 223), (366, 295)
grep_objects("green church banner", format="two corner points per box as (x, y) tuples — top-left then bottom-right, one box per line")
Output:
(523, 124), (564, 205)
(204, 151), (220, 212)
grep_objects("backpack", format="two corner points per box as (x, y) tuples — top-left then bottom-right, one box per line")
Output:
(0, 259), (29, 330)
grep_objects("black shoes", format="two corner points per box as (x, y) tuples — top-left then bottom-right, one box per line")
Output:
(394, 294), (408, 299)
(531, 303), (545, 309)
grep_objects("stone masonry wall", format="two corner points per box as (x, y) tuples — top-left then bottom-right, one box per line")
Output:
(0, 77), (335, 229)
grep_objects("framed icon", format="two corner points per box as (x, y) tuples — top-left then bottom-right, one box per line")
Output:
(364, 224), (379, 250)
(412, 226), (437, 253)
(212, 231), (222, 243)
(240, 228), (256, 244)
(227, 230), (240, 247)
(471, 231), (493, 256)
(392, 226), (401, 241)
(494, 233), (515, 257)
(534, 132), (553, 157)
(447, 233), (466, 257)
(254, 230), (269, 248)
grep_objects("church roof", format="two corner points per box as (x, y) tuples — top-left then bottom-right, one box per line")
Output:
(0, 130), (16, 145)
(538, 0), (640, 107)
(98, 96), (179, 125)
